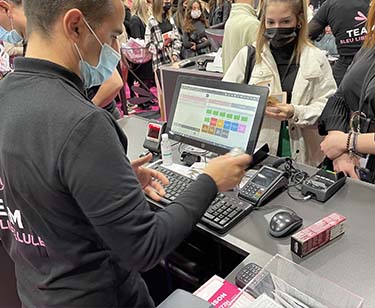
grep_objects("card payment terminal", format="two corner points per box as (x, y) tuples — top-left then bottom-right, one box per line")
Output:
(239, 166), (289, 207)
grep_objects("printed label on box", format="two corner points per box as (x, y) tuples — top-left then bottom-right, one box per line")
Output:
(194, 275), (254, 308)
(291, 212), (346, 257)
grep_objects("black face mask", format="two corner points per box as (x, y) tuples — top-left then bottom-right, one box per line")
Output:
(163, 3), (171, 11)
(264, 27), (298, 49)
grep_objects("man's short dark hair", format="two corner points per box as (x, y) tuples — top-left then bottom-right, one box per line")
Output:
(23, 0), (115, 37)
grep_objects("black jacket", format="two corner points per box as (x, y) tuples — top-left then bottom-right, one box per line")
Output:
(208, 0), (231, 29)
(0, 57), (217, 307)
(130, 15), (146, 39)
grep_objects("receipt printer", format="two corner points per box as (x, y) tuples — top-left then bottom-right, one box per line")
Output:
(143, 120), (167, 154)
(301, 169), (346, 202)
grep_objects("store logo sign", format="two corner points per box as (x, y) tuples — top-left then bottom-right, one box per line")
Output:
(354, 11), (367, 27)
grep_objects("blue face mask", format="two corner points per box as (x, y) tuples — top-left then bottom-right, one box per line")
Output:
(0, 25), (23, 44)
(74, 18), (121, 89)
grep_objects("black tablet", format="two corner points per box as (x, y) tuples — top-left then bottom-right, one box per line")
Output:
(166, 76), (269, 155)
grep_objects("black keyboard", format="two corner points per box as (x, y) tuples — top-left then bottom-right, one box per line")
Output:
(151, 165), (254, 234)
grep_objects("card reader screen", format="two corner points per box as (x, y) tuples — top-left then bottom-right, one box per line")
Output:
(252, 168), (280, 187)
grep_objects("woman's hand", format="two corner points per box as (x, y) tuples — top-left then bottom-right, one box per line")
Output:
(332, 153), (360, 179)
(320, 131), (348, 160)
(191, 42), (197, 51)
(265, 104), (294, 121)
(163, 37), (172, 46)
(172, 55), (178, 62)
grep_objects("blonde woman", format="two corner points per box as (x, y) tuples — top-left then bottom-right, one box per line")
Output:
(223, 0), (336, 166)
(121, 0), (132, 35)
(145, 0), (182, 72)
(128, 0), (155, 109)
(130, 0), (152, 38)
(173, 0), (189, 34)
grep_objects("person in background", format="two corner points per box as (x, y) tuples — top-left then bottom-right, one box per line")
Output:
(200, 0), (210, 20)
(0, 2), (251, 307)
(130, 0), (153, 38)
(122, 0), (132, 35)
(0, 0), (124, 119)
(0, 0), (28, 72)
(87, 72), (124, 119)
(223, 0), (336, 166)
(313, 25), (337, 56)
(255, 0), (264, 18)
(181, 0), (211, 58)
(0, 41), (11, 79)
(318, 3), (375, 182)
(0, 0), (25, 46)
(222, 0), (259, 73)
(309, 0), (370, 86)
(3, 41), (23, 57)
(173, 0), (188, 34)
(145, 0), (182, 72)
(208, 0), (231, 29)
(127, 0), (155, 110)
(309, 0), (325, 11)
(305, 0), (312, 22)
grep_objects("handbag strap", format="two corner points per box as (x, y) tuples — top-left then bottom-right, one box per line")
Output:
(244, 45), (256, 84)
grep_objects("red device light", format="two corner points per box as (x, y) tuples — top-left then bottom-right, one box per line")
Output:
(147, 123), (162, 140)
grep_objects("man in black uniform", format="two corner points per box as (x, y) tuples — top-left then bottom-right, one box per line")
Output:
(0, 0), (251, 307)
(309, 0), (370, 86)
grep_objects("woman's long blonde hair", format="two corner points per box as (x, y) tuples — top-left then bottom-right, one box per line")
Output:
(132, 0), (152, 25)
(255, 0), (311, 63)
(153, 0), (172, 23)
(364, 2), (375, 48)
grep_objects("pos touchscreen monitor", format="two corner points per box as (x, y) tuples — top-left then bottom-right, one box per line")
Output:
(166, 76), (269, 155)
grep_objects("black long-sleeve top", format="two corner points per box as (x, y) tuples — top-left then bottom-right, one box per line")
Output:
(124, 5), (132, 36)
(182, 20), (210, 51)
(128, 15), (153, 80)
(318, 46), (375, 135)
(130, 15), (146, 39)
(270, 41), (299, 104)
(0, 57), (218, 308)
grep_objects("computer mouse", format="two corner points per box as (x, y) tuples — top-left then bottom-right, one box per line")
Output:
(269, 209), (303, 238)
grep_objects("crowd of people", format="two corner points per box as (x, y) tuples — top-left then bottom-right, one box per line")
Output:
(1, 0), (375, 307)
